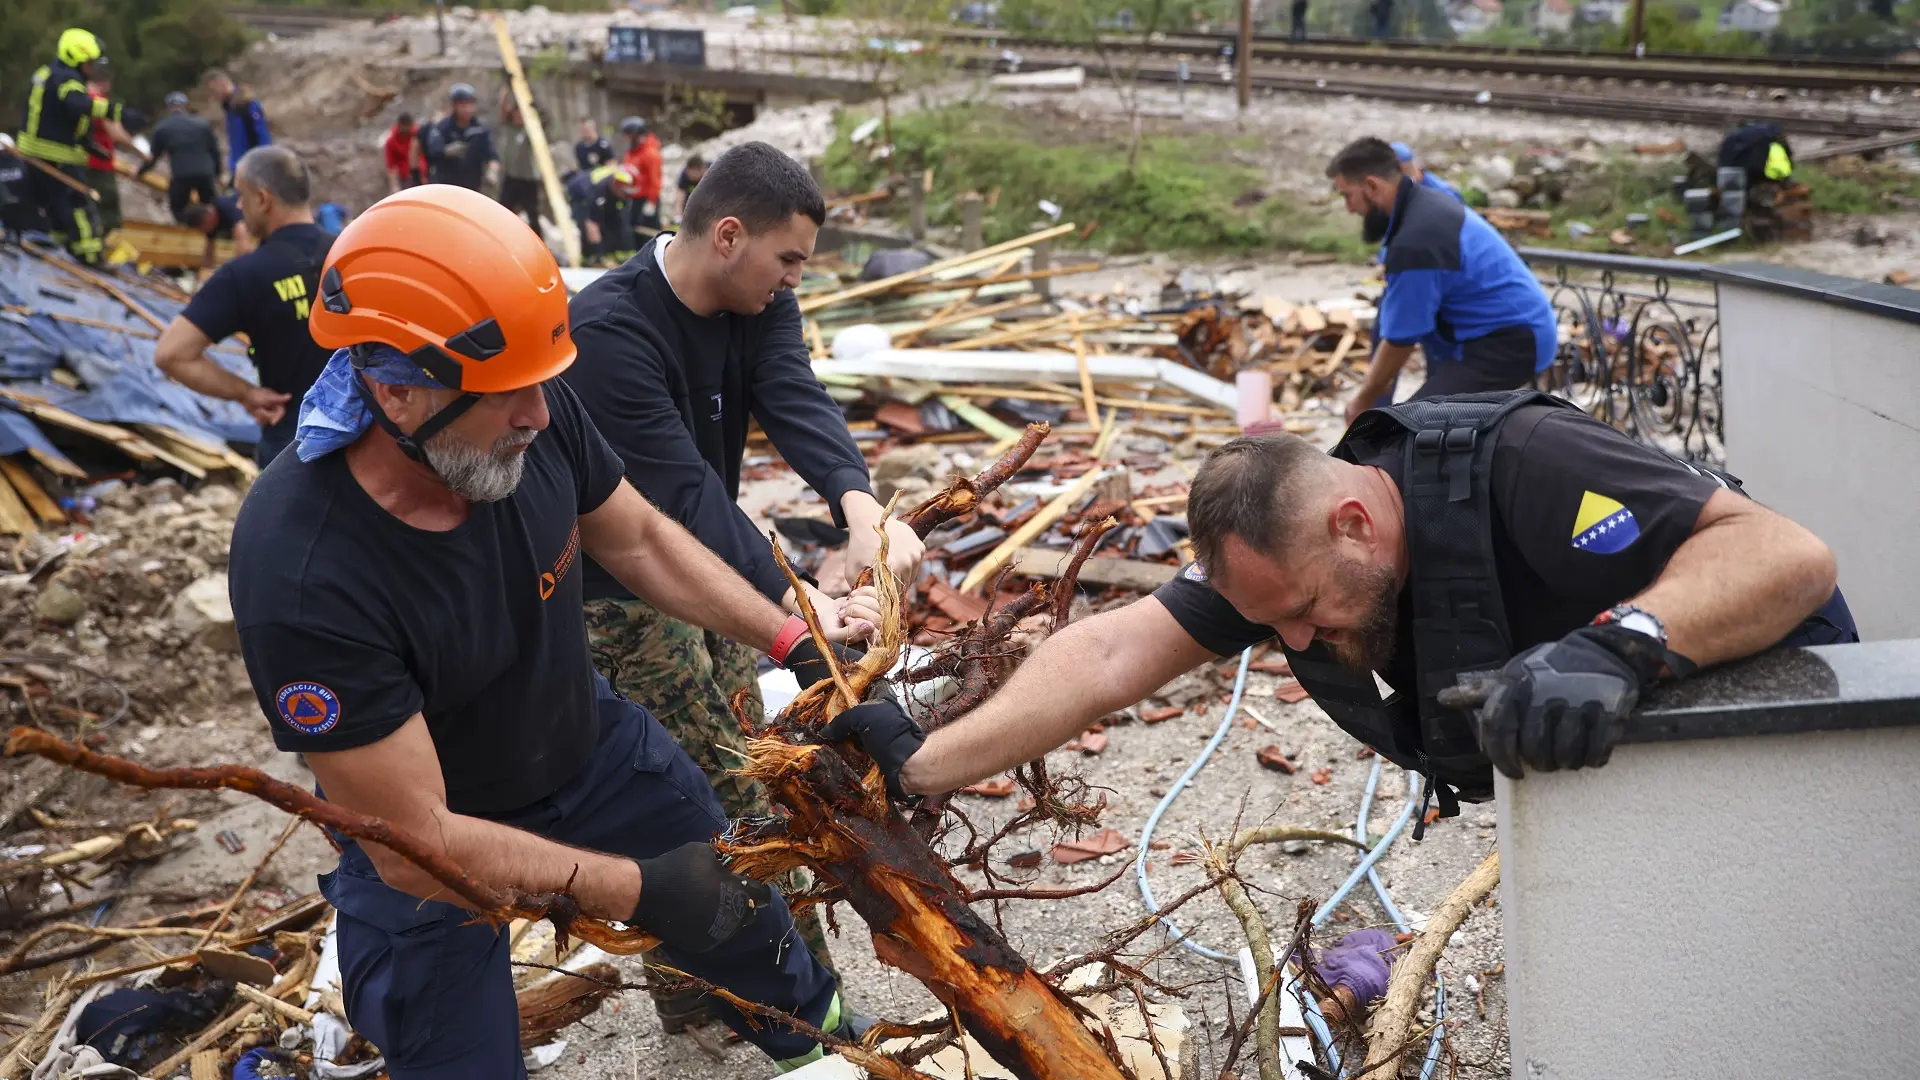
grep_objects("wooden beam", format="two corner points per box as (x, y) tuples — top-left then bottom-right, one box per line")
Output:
(937, 394), (1018, 441)
(1010, 546), (1176, 591)
(492, 15), (581, 268)
(890, 261), (1103, 295)
(0, 470), (35, 535)
(798, 223), (1077, 315)
(959, 468), (1106, 593)
(1071, 316), (1100, 430)
(0, 459), (64, 525)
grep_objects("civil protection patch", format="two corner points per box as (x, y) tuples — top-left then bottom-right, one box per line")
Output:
(1570, 490), (1641, 554)
(276, 682), (341, 735)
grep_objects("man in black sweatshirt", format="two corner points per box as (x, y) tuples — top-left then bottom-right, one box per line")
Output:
(565, 141), (921, 1041)
(140, 91), (222, 224)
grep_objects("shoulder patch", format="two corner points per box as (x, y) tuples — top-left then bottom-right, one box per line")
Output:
(276, 682), (341, 735)
(1182, 562), (1208, 583)
(1570, 491), (1640, 554)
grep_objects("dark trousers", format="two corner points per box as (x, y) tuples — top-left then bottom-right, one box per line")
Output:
(1411, 325), (1542, 400)
(85, 168), (120, 233)
(1291, 0), (1309, 40)
(255, 420), (295, 467)
(25, 164), (102, 263)
(168, 175), (219, 224)
(499, 176), (541, 228)
(319, 677), (836, 1077)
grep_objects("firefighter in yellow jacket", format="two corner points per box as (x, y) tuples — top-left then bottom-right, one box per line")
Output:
(16, 29), (117, 263)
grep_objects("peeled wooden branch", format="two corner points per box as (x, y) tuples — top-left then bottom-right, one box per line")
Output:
(1207, 845), (1284, 1080)
(1230, 826), (1371, 858)
(1363, 850), (1500, 1075)
(903, 422), (1049, 537)
(3, 728), (659, 957)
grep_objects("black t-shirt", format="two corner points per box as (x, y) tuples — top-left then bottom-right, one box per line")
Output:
(564, 234), (873, 602)
(229, 380), (626, 815)
(181, 222), (335, 448)
(1157, 405), (1733, 685)
(576, 137), (614, 172)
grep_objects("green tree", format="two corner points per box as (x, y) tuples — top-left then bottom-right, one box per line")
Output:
(2, 0), (252, 130)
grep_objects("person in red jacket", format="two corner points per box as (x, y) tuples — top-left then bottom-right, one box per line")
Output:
(382, 113), (424, 192)
(618, 115), (662, 244)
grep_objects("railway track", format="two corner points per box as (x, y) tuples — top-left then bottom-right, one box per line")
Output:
(945, 28), (1920, 92)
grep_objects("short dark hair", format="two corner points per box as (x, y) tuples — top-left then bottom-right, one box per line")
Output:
(1186, 434), (1334, 581)
(182, 202), (216, 230)
(686, 154), (706, 168)
(397, 111), (413, 127)
(236, 145), (310, 207)
(1325, 137), (1402, 184)
(681, 141), (824, 239)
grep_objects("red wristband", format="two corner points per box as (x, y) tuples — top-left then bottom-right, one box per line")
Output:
(768, 614), (810, 665)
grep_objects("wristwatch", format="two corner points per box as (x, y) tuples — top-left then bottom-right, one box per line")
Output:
(1592, 603), (1667, 644)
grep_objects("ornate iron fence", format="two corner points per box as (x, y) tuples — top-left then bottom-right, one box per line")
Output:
(1519, 249), (1724, 465)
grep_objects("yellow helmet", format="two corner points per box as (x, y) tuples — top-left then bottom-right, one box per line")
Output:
(57, 28), (103, 68)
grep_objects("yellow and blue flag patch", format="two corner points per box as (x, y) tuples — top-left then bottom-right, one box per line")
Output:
(1570, 491), (1640, 554)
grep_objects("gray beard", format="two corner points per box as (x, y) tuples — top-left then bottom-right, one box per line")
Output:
(424, 428), (536, 502)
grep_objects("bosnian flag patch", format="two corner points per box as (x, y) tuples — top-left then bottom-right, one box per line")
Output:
(1570, 491), (1640, 554)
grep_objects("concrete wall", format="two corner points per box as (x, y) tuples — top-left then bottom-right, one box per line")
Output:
(1499, 725), (1920, 1078)
(1497, 645), (1920, 1080)
(1717, 266), (1920, 641)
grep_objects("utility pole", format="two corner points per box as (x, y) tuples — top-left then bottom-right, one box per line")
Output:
(1627, 0), (1647, 56)
(436, 0), (447, 57)
(1237, 0), (1253, 112)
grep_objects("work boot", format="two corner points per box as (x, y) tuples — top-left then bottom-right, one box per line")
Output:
(772, 992), (872, 1073)
(650, 987), (715, 1034)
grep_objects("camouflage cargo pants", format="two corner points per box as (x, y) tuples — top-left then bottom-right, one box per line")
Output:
(584, 597), (836, 976)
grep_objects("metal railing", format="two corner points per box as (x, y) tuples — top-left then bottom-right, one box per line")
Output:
(1519, 248), (1724, 465)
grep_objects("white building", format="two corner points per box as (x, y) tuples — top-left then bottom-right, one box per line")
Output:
(1720, 0), (1784, 32)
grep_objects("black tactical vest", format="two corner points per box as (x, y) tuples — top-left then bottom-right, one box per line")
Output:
(1284, 391), (1585, 814)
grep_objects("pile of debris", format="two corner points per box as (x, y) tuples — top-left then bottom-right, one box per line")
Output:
(0, 244), (260, 543)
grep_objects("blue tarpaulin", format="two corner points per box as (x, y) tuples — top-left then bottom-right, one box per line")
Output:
(0, 245), (262, 462)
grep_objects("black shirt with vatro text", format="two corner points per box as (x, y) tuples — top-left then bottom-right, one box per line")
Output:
(228, 380), (626, 815)
(1156, 403), (1844, 682)
(180, 222), (335, 449)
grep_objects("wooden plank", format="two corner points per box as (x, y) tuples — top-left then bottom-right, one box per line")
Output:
(0, 390), (207, 477)
(891, 261), (1103, 295)
(115, 220), (236, 268)
(937, 395), (1019, 441)
(798, 223), (1077, 315)
(0, 470), (35, 535)
(2, 303), (159, 338)
(56, 260), (166, 331)
(491, 14), (581, 268)
(1010, 546), (1176, 591)
(825, 188), (890, 210)
(958, 468), (1107, 594)
(1326, 329), (1358, 371)
(1071, 315), (1101, 431)
(0, 458), (64, 524)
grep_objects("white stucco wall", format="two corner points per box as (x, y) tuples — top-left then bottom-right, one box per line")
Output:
(1497, 723), (1920, 1080)
(1717, 279), (1920, 640)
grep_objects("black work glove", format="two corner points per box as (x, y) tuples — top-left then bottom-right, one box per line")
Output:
(1475, 624), (1673, 780)
(782, 635), (864, 693)
(819, 700), (927, 801)
(629, 841), (772, 953)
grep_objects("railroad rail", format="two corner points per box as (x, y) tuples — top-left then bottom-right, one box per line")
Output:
(946, 28), (1920, 92)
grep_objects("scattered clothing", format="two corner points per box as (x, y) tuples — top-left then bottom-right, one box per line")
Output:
(1312, 929), (1397, 1006)
(565, 233), (874, 602)
(76, 984), (232, 1070)
(221, 93), (271, 172)
(181, 221), (336, 461)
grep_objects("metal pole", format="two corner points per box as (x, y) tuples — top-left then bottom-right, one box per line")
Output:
(1237, 0), (1253, 111)
(1628, 0), (1647, 56)
(436, 0), (447, 57)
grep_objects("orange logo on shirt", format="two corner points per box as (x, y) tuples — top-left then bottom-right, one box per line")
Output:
(540, 524), (580, 600)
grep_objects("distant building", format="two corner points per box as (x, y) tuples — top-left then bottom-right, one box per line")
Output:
(1720, 0), (1783, 32)
(1450, 0), (1507, 35)
(1578, 0), (1629, 24)
(1536, 0), (1574, 32)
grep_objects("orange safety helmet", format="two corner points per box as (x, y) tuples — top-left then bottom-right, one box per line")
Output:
(311, 184), (573, 394)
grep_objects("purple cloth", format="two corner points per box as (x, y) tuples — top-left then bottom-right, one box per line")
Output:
(1314, 928), (1398, 1004)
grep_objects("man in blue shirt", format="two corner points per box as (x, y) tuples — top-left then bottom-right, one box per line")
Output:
(1391, 141), (1462, 202)
(1330, 137), (1558, 424)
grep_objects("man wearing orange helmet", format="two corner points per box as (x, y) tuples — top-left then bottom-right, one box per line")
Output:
(227, 184), (857, 1077)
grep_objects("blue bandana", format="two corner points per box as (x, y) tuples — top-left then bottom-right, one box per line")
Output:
(294, 345), (447, 461)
